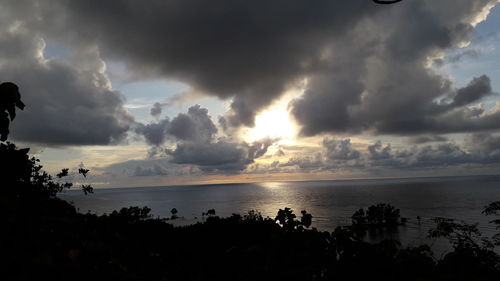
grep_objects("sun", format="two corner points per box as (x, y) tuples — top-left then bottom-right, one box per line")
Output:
(242, 83), (305, 143)
(245, 108), (296, 142)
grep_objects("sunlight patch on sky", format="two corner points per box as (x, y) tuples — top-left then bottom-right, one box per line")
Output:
(243, 87), (303, 144)
(37, 144), (149, 174)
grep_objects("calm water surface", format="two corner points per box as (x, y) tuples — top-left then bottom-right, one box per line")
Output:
(61, 175), (500, 251)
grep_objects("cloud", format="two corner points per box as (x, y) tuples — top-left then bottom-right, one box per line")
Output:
(133, 164), (168, 177)
(323, 138), (361, 161)
(0, 3), (133, 145)
(451, 75), (496, 107)
(466, 133), (500, 162)
(166, 138), (274, 173)
(100, 158), (184, 178)
(136, 104), (217, 146)
(281, 153), (325, 171)
(150, 102), (164, 118)
(9, 0), (453, 130)
(281, 136), (500, 173)
(134, 118), (170, 146)
(167, 105), (218, 143)
(290, 0), (500, 136)
(2, 0), (499, 149)
(368, 141), (393, 161)
(135, 104), (276, 172)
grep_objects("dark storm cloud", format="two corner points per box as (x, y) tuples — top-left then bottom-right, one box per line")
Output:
(2, 54), (133, 145)
(136, 104), (217, 146)
(14, 0), (396, 128)
(0, 3), (133, 145)
(167, 105), (218, 143)
(290, 0), (500, 136)
(2, 0), (499, 146)
(451, 75), (496, 107)
(9, 64), (132, 145)
(135, 118), (170, 146)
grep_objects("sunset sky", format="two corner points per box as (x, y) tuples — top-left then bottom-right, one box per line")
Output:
(1, 0), (500, 187)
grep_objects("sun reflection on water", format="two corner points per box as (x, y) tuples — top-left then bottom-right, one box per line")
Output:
(257, 181), (288, 189)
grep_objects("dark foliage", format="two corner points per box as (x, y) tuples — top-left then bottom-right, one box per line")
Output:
(2, 81), (499, 280)
(0, 82), (24, 141)
(351, 203), (405, 238)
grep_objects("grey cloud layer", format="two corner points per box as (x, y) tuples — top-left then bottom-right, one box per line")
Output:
(282, 134), (500, 173)
(166, 139), (273, 172)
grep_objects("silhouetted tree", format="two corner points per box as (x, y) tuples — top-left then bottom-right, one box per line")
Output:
(275, 208), (313, 231)
(300, 210), (312, 228)
(170, 207), (179, 220)
(0, 82), (24, 141)
(352, 208), (367, 225)
(109, 206), (152, 222)
(203, 208), (216, 217)
(483, 201), (500, 245)
(351, 203), (402, 227)
(0, 81), (92, 197)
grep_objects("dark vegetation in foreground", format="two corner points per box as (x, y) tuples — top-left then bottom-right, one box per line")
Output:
(2, 82), (500, 281)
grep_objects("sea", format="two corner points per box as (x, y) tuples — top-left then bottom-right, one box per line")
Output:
(60, 175), (500, 254)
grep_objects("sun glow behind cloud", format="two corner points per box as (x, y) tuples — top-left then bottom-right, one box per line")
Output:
(246, 108), (296, 141)
(243, 88), (303, 144)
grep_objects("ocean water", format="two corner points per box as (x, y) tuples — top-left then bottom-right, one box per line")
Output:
(60, 175), (500, 251)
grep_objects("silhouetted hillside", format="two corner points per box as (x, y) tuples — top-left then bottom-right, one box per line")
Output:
(2, 82), (499, 280)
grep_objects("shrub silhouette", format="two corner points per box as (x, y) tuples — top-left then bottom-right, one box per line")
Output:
(0, 81), (24, 141)
(0, 81), (92, 198)
(352, 203), (403, 227)
(2, 81), (499, 280)
(275, 207), (313, 231)
(428, 203), (500, 280)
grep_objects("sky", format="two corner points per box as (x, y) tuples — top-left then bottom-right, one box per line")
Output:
(1, 0), (500, 187)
